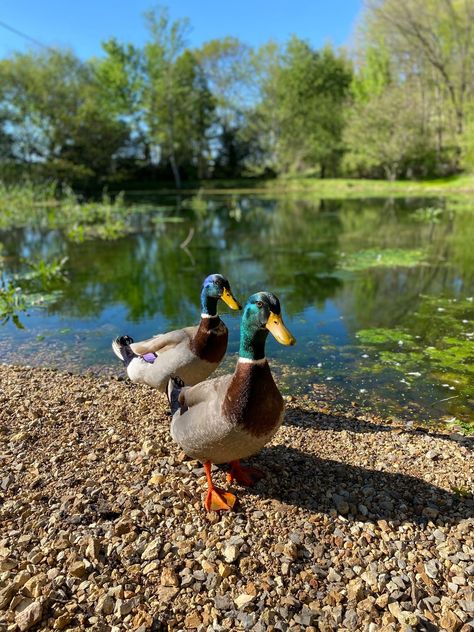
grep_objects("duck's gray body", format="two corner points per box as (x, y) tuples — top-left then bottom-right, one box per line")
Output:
(171, 357), (284, 464)
(112, 317), (228, 393)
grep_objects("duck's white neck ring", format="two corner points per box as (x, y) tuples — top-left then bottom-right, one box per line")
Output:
(201, 313), (219, 319)
(238, 357), (267, 365)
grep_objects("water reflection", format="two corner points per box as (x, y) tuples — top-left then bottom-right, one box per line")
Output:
(0, 194), (473, 425)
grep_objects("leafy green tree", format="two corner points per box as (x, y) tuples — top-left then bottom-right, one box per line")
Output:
(142, 7), (214, 186)
(258, 38), (352, 176)
(344, 83), (434, 179)
(93, 39), (146, 160)
(365, 0), (474, 135)
(0, 49), (129, 183)
(196, 37), (254, 175)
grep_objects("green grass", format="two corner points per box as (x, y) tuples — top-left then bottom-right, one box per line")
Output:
(262, 174), (474, 199)
(114, 173), (474, 199)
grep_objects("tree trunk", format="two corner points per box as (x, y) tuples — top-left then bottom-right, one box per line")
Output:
(169, 152), (181, 189)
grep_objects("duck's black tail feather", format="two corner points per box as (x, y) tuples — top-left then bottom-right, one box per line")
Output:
(167, 375), (187, 415)
(112, 335), (137, 368)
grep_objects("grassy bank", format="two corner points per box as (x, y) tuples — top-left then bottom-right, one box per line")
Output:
(109, 173), (474, 199)
(266, 174), (474, 198)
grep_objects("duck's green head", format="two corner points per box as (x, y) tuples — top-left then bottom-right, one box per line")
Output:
(201, 274), (241, 316)
(240, 292), (296, 360)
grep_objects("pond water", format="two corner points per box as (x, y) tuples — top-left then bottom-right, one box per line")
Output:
(1, 194), (473, 428)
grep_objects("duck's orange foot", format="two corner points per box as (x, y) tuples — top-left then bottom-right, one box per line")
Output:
(226, 461), (265, 486)
(204, 487), (237, 512)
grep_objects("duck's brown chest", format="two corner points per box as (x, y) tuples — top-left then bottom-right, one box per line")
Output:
(190, 318), (228, 363)
(222, 361), (284, 437)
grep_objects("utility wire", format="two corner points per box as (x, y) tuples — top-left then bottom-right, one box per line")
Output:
(0, 19), (51, 50)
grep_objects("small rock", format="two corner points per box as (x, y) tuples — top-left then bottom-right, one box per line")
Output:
(22, 574), (47, 599)
(218, 562), (233, 578)
(423, 507), (439, 519)
(347, 579), (364, 602)
(15, 601), (43, 631)
(424, 560), (439, 579)
(234, 594), (256, 609)
(439, 609), (461, 632)
(282, 542), (298, 560)
(184, 611), (202, 628)
(115, 597), (139, 617)
(215, 595), (233, 610)
(97, 594), (115, 615)
(69, 561), (86, 578)
(53, 612), (72, 630)
(85, 537), (100, 560)
(223, 544), (240, 563)
(141, 539), (161, 561)
(143, 561), (159, 575)
(161, 567), (179, 587)
(142, 440), (159, 456)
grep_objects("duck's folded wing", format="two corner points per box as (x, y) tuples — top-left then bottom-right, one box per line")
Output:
(130, 326), (197, 355)
(179, 374), (233, 408)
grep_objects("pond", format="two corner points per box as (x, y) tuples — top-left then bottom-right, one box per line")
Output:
(0, 193), (473, 430)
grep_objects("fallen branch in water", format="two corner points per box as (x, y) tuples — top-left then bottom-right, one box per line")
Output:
(180, 227), (195, 249)
(429, 395), (459, 406)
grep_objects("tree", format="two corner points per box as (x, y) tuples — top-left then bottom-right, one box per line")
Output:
(0, 49), (129, 183)
(257, 38), (352, 175)
(366, 0), (474, 135)
(94, 39), (146, 160)
(142, 7), (214, 186)
(196, 37), (254, 175)
(344, 83), (434, 180)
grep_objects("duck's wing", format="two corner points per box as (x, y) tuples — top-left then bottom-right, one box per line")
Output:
(179, 373), (233, 409)
(130, 326), (197, 355)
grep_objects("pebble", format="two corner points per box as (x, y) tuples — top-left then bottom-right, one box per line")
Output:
(223, 544), (240, 563)
(15, 601), (43, 631)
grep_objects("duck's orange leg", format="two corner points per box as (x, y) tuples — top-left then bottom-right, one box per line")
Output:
(203, 461), (236, 512)
(226, 460), (265, 486)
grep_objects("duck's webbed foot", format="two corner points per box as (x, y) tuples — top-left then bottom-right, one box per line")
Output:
(226, 460), (265, 486)
(203, 461), (236, 512)
(204, 487), (236, 512)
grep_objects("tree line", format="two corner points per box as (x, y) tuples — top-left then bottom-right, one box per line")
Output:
(1, 0), (474, 188)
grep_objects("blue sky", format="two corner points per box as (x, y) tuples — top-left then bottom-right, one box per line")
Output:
(0, 1), (363, 59)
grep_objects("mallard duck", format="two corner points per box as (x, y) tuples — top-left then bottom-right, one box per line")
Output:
(168, 291), (295, 511)
(112, 274), (241, 392)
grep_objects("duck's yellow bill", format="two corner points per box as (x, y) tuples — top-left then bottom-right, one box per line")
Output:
(266, 312), (296, 345)
(221, 287), (242, 310)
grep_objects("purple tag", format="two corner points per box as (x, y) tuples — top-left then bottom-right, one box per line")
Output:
(142, 353), (157, 364)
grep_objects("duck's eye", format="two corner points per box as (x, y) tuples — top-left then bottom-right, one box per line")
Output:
(256, 301), (263, 308)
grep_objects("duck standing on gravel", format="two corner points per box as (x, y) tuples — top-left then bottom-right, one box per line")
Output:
(112, 274), (241, 392)
(168, 291), (296, 511)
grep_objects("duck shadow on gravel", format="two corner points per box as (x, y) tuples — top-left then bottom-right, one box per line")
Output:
(245, 445), (473, 524)
(240, 407), (473, 524)
(282, 403), (474, 448)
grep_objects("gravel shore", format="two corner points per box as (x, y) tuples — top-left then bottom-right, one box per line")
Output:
(0, 364), (473, 632)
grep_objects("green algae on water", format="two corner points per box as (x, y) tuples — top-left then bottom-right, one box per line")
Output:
(338, 248), (426, 272)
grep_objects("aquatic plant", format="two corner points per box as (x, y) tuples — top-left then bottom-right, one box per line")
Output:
(339, 248), (426, 271)
(356, 328), (416, 346)
(0, 278), (26, 328)
(22, 256), (68, 286)
(355, 295), (474, 429)
(411, 206), (444, 223)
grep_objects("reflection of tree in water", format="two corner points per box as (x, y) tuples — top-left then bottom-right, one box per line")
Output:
(336, 203), (474, 332)
(54, 228), (226, 324)
(197, 196), (346, 314)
